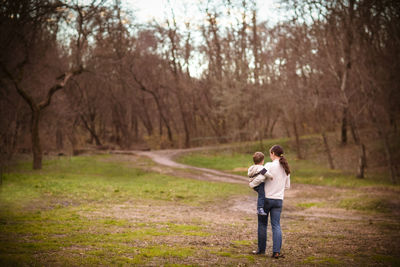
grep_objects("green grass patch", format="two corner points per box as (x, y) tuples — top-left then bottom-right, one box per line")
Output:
(0, 205), (208, 265)
(165, 264), (198, 267)
(208, 248), (256, 262)
(139, 245), (194, 258)
(303, 256), (341, 265)
(178, 138), (289, 175)
(296, 202), (325, 209)
(166, 223), (210, 236)
(177, 137), (397, 188)
(178, 151), (251, 175)
(372, 254), (400, 266)
(339, 197), (392, 213)
(231, 240), (253, 246)
(1, 155), (248, 210)
(0, 155), (248, 265)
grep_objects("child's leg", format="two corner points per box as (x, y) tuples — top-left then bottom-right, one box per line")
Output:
(256, 182), (266, 210)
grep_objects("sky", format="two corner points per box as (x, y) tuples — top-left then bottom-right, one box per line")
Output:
(119, 0), (286, 77)
(124, 0), (284, 26)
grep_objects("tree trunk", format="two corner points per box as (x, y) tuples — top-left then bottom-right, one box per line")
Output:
(251, 9), (260, 85)
(322, 132), (335, 169)
(164, 115), (173, 145)
(68, 131), (78, 152)
(90, 120), (101, 146)
(140, 101), (154, 136)
(56, 126), (63, 150)
(175, 96), (189, 147)
(183, 118), (190, 148)
(93, 132), (102, 146)
(283, 119), (291, 138)
(6, 65), (84, 169)
(341, 107), (348, 145)
(132, 75), (173, 143)
(349, 117), (360, 145)
(131, 111), (139, 141)
(369, 109), (398, 184)
(10, 116), (21, 159)
(293, 120), (303, 159)
(81, 115), (102, 146)
(269, 114), (280, 138)
(159, 113), (163, 136)
(356, 143), (367, 178)
(382, 135), (398, 184)
(31, 110), (42, 170)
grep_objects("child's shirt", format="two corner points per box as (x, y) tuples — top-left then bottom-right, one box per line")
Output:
(248, 165), (273, 188)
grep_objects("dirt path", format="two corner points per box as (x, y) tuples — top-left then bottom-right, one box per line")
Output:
(112, 149), (248, 184)
(111, 149), (396, 223)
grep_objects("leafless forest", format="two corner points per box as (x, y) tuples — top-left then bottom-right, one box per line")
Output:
(0, 0), (399, 181)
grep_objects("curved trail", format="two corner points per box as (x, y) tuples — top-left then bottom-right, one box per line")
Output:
(113, 148), (248, 184)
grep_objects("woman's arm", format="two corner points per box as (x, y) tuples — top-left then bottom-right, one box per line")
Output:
(264, 171), (273, 180)
(285, 174), (291, 189)
(263, 162), (274, 180)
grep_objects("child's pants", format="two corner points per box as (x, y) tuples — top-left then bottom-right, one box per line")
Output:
(253, 182), (265, 210)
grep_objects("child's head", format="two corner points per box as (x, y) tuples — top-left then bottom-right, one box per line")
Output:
(253, 152), (265, 165)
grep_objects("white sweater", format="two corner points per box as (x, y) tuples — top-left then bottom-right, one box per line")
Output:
(250, 159), (290, 200)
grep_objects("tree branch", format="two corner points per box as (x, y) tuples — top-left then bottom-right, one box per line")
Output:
(0, 62), (36, 111)
(39, 66), (84, 110)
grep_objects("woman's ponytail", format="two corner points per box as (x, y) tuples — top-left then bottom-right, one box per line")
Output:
(270, 145), (291, 175)
(279, 156), (291, 175)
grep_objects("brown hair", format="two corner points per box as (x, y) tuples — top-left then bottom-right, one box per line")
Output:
(253, 152), (265, 164)
(270, 145), (291, 175)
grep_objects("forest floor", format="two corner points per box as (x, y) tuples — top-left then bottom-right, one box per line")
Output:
(1, 143), (400, 266)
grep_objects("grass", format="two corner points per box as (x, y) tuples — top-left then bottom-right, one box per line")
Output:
(338, 196), (392, 213)
(302, 256), (341, 265)
(177, 138), (288, 174)
(372, 254), (400, 266)
(177, 136), (397, 188)
(1, 143), (399, 266)
(296, 202), (325, 209)
(2, 155), (248, 208)
(0, 155), (250, 266)
(178, 152), (252, 173)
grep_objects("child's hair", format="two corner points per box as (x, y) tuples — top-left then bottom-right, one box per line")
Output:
(270, 145), (291, 175)
(253, 152), (265, 164)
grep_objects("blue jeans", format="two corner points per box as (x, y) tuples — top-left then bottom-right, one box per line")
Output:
(253, 182), (265, 210)
(257, 198), (283, 253)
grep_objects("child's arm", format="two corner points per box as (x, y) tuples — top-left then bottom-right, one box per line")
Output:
(257, 168), (273, 180)
(249, 174), (265, 188)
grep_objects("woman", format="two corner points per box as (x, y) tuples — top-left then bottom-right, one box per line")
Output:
(252, 144), (291, 259)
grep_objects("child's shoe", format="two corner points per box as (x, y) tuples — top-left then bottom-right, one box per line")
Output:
(257, 208), (267, 216)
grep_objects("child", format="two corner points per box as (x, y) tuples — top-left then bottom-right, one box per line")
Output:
(248, 152), (273, 216)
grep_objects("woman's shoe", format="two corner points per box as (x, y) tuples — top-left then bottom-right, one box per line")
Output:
(252, 250), (265, 255)
(271, 252), (285, 259)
